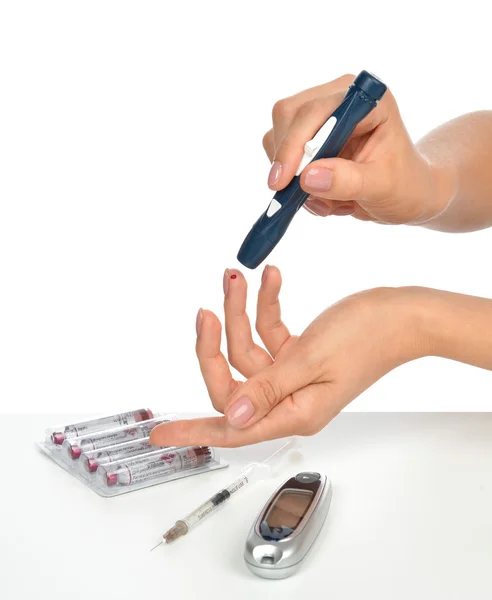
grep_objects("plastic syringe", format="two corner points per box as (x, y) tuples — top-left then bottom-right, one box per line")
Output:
(151, 437), (299, 549)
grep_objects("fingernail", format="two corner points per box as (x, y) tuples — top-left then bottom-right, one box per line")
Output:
(268, 161), (282, 187)
(332, 205), (355, 216)
(304, 196), (331, 217)
(304, 167), (333, 191)
(195, 308), (203, 337)
(227, 397), (255, 427)
(261, 265), (269, 285)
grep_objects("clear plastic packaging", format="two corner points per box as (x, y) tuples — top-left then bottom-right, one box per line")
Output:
(45, 408), (157, 446)
(37, 409), (228, 497)
(61, 415), (174, 462)
(79, 437), (157, 473)
(96, 446), (214, 489)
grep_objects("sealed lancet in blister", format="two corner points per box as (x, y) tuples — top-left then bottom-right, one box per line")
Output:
(61, 415), (173, 463)
(37, 409), (228, 497)
(96, 446), (215, 493)
(46, 408), (157, 446)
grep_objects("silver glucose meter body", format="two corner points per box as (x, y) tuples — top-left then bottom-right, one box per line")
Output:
(244, 472), (332, 579)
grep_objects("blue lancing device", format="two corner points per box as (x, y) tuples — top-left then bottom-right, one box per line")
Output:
(237, 70), (387, 269)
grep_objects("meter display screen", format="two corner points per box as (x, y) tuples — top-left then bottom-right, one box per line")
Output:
(265, 489), (313, 530)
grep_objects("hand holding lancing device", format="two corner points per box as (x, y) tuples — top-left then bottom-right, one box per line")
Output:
(150, 267), (428, 448)
(263, 73), (451, 225)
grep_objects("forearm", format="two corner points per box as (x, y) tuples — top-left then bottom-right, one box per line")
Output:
(405, 287), (492, 370)
(417, 111), (492, 232)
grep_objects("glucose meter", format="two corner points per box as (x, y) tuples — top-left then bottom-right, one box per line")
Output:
(244, 472), (332, 579)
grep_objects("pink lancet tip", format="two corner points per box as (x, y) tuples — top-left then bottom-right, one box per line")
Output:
(70, 445), (82, 460)
(106, 473), (118, 486)
(52, 432), (65, 445)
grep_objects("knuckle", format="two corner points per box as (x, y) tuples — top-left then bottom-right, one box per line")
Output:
(254, 378), (281, 410)
(383, 89), (398, 112)
(210, 399), (224, 414)
(299, 403), (335, 436)
(272, 98), (295, 122)
(255, 319), (265, 337)
(262, 130), (273, 153)
(297, 407), (322, 436)
(301, 422), (321, 436)
(339, 73), (356, 85)
(346, 166), (365, 199)
(296, 98), (323, 119)
(262, 133), (270, 151)
(255, 318), (278, 336)
(276, 134), (300, 156)
(227, 350), (241, 371)
(211, 400), (224, 415)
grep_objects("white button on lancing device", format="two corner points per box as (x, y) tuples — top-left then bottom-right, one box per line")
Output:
(244, 472), (332, 579)
(295, 116), (338, 176)
(266, 199), (282, 217)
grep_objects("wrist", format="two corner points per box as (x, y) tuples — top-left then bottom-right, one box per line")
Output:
(379, 286), (492, 376)
(357, 287), (436, 367)
(410, 154), (458, 226)
(392, 286), (443, 361)
(395, 286), (476, 363)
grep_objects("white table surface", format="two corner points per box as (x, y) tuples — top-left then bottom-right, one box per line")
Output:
(2, 412), (491, 600)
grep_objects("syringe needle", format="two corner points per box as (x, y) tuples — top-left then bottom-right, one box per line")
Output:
(150, 541), (163, 552)
(157, 438), (299, 547)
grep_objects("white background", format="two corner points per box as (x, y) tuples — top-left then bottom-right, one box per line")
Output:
(1, 0), (491, 415)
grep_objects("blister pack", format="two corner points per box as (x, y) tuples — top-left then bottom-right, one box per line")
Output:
(37, 408), (228, 496)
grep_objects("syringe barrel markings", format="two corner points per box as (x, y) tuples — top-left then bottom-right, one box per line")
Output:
(181, 473), (250, 528)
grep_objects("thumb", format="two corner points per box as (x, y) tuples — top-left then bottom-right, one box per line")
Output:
(224, 350), (317, 429)
(300, 157), (387, 204)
